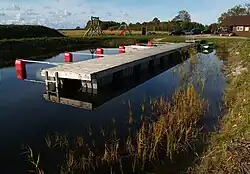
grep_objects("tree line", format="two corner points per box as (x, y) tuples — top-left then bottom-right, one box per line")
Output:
(84, 10), (209, 32)
(82, 4), (250, 32)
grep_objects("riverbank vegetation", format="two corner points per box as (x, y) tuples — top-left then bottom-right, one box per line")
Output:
(190, 39), (250, 173)
(23, 84), (207, 173)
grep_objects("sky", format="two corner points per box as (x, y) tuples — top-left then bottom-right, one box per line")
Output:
(0, 0), (247, 29)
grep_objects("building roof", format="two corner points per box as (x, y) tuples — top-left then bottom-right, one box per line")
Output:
(222, 15), (250, 26)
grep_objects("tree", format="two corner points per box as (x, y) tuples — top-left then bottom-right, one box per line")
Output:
(218, 4), (250, 23)
(152, 17), (160, 23)
(173, 10), (191, 22)
(209, 23), (219, 33)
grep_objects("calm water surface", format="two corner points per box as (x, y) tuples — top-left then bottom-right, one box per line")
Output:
(0, 49), (225, 173)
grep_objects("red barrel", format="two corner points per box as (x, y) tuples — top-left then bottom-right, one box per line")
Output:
(148, 41), (153, 47)
(96, 48), (104, 58)
(96, 48), (104, 54)
(119, 45), (125, 54)
(135, 43), (140, 46)
(64, 52), (73, 62)
(15, 59), (27, 80)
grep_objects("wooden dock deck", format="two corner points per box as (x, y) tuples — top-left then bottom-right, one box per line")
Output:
(41, 43), (192, 94)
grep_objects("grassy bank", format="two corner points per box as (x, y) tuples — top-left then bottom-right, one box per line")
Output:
(0, 25), (64, 39)
(190, 39), (250, 173)
(58, 29), (168, 37)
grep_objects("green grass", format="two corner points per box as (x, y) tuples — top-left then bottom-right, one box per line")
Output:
(190, 39), (250, 173)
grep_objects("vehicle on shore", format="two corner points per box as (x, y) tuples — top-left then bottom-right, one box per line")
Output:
(201, 29), (211, 34)
(169, 30), (185, 36)
(191, 28), (202, 35)
(184, 29), (193, 35)
(215, 28), (235, 36)
(218, 30), (235, 36)
(147, 31), (157, 35)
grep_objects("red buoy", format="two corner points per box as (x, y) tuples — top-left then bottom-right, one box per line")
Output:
(148, 41), (153, 47)
(64, 52), (73, 62)
(119, 45), (125, 54)
(15, 59), (27, 80)
(135, 43), (140, 46)
(96, 48), (104, 58)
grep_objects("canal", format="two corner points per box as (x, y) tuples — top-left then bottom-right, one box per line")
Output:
(0, 48), (225, 173)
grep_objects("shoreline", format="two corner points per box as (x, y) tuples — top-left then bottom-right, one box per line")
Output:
(191, 39), (250, 173)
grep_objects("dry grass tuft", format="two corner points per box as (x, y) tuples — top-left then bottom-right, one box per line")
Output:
(23, 84), (207, 173)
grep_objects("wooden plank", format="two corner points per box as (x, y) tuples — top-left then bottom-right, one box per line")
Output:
(43, 94), (93, 110)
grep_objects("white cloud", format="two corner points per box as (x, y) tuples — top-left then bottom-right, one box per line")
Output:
(0, 0), (248, 28)
(0, 0), (147, 28)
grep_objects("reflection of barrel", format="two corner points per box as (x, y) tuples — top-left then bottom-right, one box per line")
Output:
(15, 59), (27, 80)
(16, 70), (27, 80)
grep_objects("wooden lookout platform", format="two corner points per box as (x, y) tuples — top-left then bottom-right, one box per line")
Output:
(41, 43), (192, 94)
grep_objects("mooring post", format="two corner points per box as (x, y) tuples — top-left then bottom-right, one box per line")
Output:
(45, 71), (51, 100)
(45, 71), (49, 91)
(92, 79), (98, 94)
(55, 72), (60, 101)
(81, 80), (87, 93)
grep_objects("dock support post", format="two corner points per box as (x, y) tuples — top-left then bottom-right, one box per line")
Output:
(92, 79), (98, 94)
(45, 71), (49, 91)
(45, 71), (50, 100)
(55, 72), (60, 101)
(81, 80), (87, 93)
(86, 81), (92, 93)
(81, 80), (98, 94)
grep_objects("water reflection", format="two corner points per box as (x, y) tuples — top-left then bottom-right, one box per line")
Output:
(0, 48), (226, 174)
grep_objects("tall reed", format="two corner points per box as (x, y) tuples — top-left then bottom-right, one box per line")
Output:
(23, 83), (207, 174)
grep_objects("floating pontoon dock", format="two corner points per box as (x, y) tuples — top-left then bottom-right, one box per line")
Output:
(40, 43), (192, 94)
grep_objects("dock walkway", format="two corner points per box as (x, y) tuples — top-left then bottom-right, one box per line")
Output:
(41, 43), (192, 93)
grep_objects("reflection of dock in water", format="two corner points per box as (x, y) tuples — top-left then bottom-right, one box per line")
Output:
(43, 52), (188, 110)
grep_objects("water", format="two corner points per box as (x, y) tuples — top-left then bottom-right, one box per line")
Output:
(0, 49), (226, 173)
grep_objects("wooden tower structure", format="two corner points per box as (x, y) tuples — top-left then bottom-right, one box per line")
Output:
(118, 23), (132, 36)
(84, 16), (104, 37)
(141, 26), (147, 35)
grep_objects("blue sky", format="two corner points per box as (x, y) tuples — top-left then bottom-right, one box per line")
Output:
(0, 0), (247, 28)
